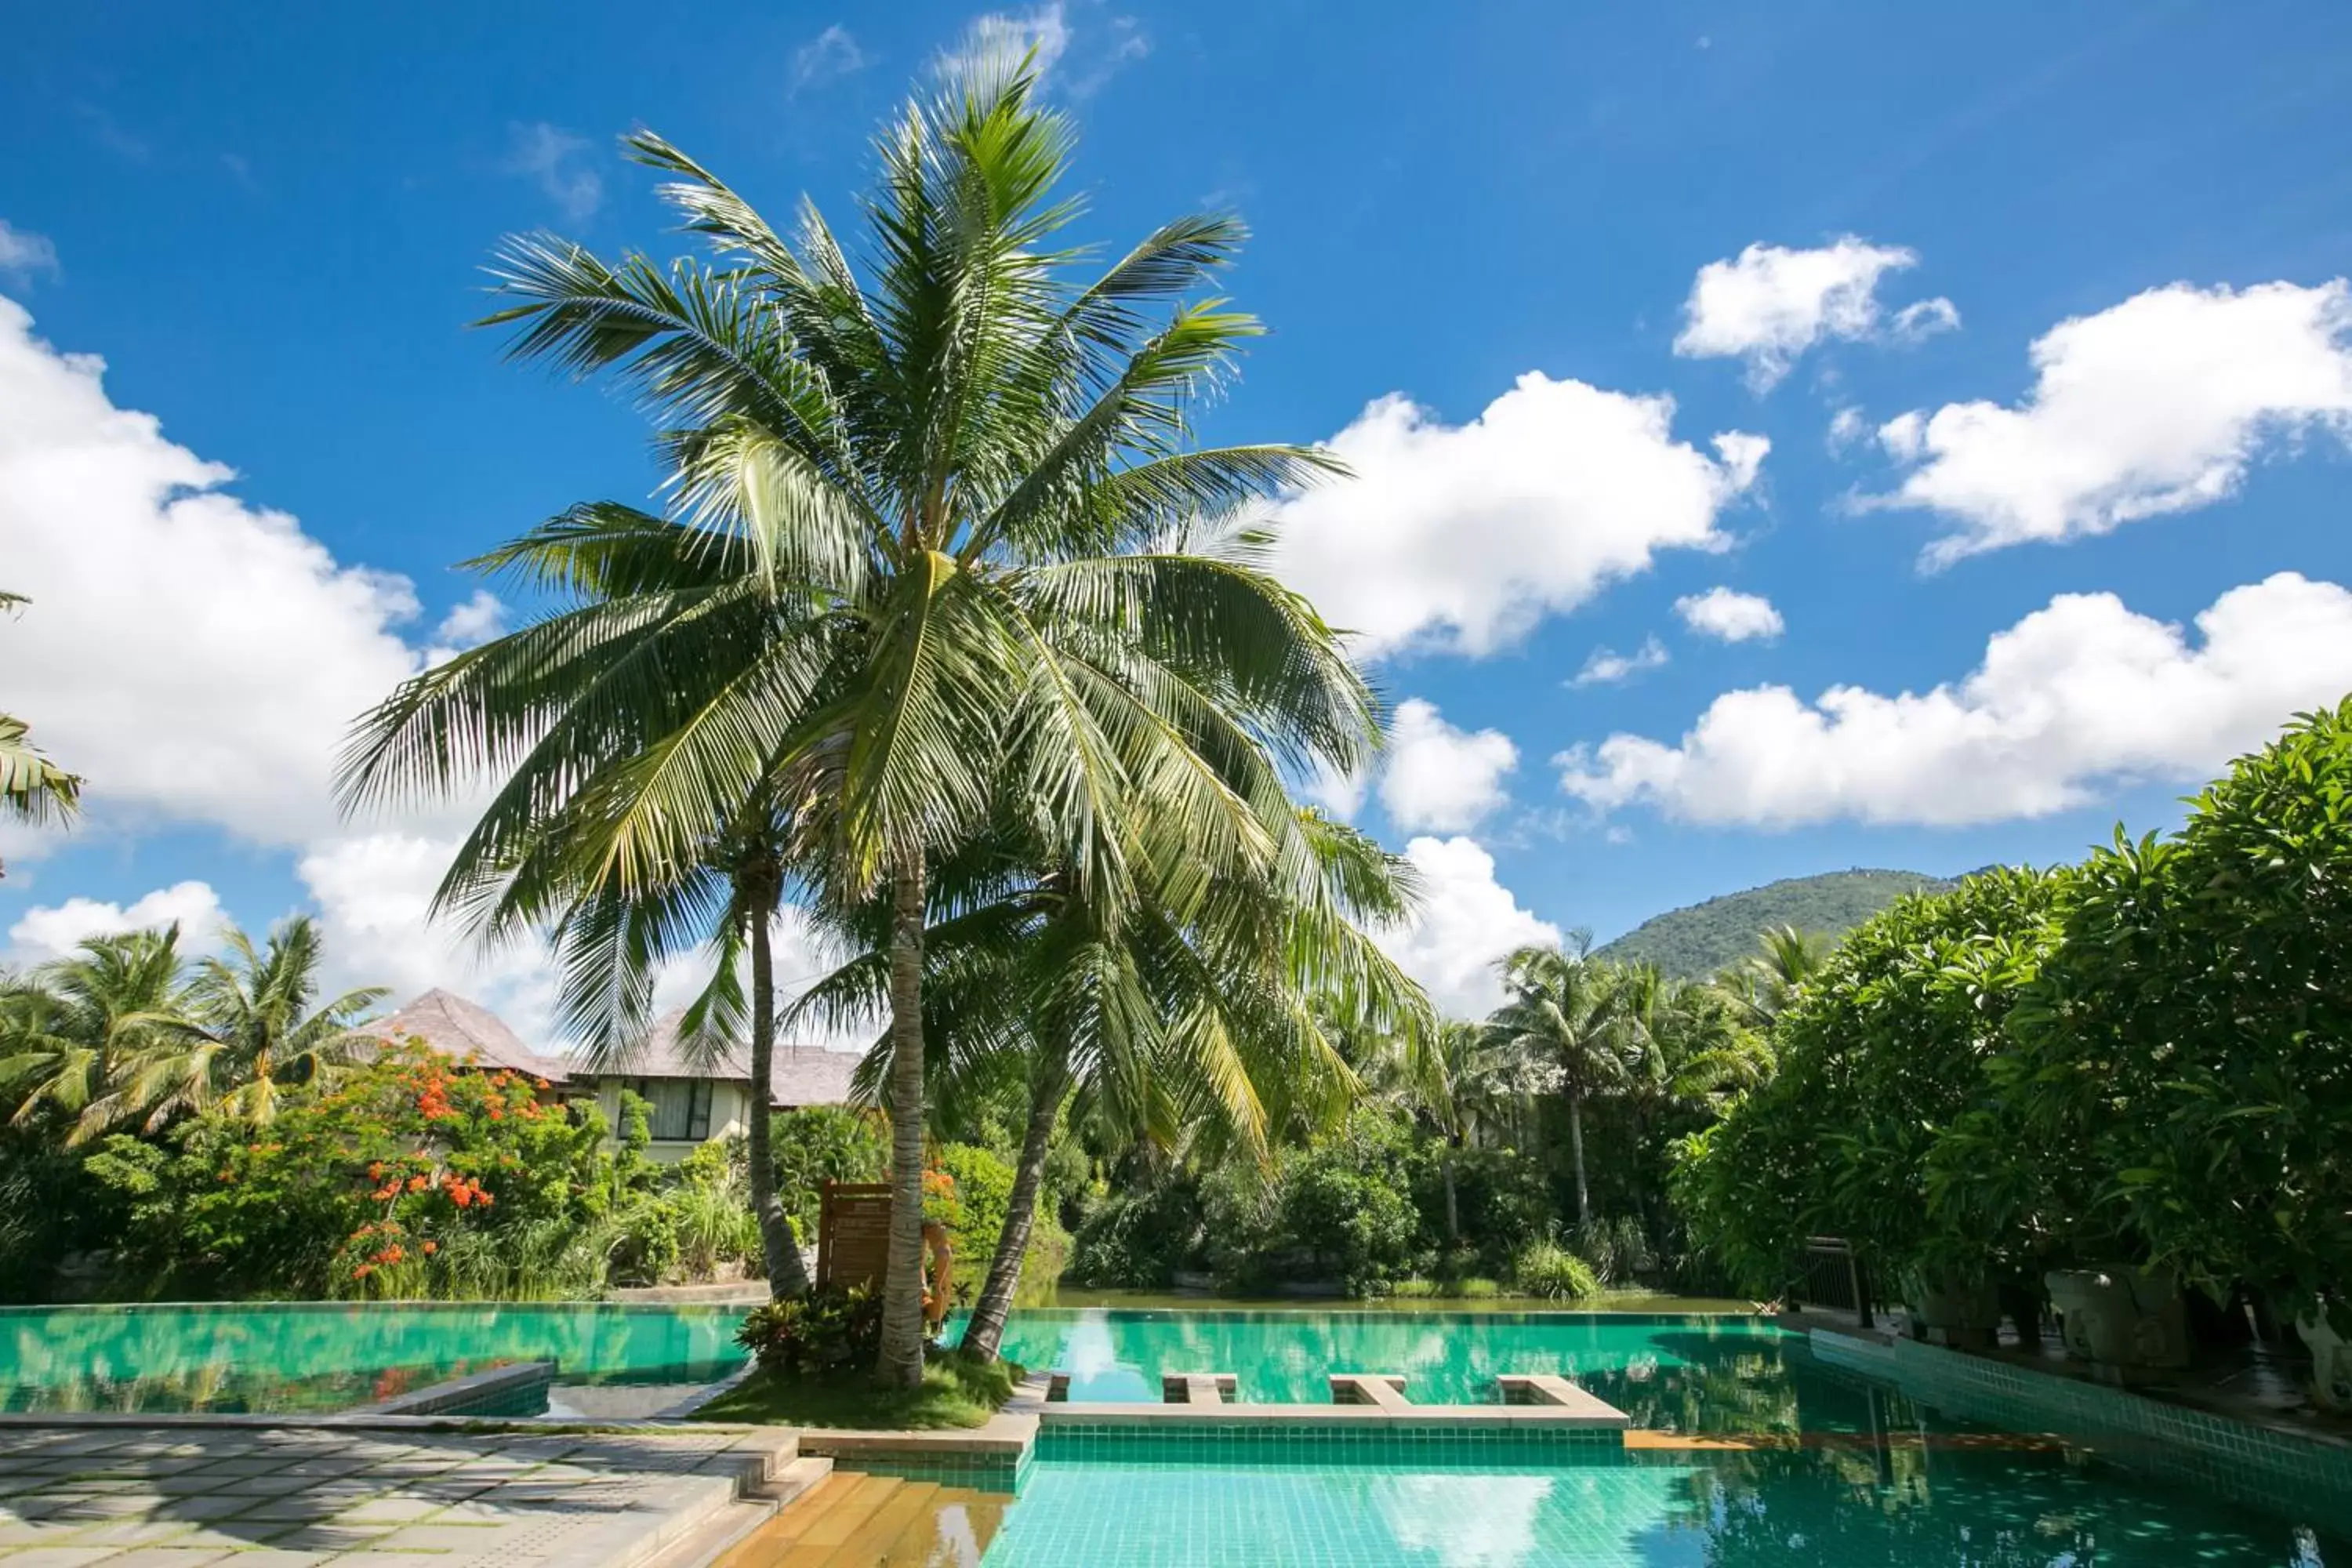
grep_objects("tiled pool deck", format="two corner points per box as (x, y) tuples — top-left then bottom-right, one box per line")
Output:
(0, 1421), (797, 1566)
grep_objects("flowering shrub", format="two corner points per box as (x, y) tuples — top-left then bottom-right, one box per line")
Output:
(85, 1042), (612, 1300)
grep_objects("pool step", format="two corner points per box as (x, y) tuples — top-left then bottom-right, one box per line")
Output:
(713, 1470), (1008, 1566)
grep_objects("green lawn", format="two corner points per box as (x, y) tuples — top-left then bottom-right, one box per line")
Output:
(691, 1352), (1022, 1431)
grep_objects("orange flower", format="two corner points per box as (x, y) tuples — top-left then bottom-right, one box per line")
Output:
(352, 1263), (374, 1279)
(406, 1175), (427, 1192)
(422, 1240), (437, 1256)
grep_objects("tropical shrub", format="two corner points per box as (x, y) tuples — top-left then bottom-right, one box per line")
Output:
(1512, 1241), (1600, 1301)
(737, 1284), (884, 1377)
(1201, 1109), (1425, 1296)
(83, 1044), (614, 1299)
(768, 1106), (889, 1240)
(670, 1185), (760, 1279)
(1671, 868), (2067, 1296)
(1065, 1175), (1206, 1288)
(1997, 702), (2352, 1325)
(1573, 1216), (1657, 1287)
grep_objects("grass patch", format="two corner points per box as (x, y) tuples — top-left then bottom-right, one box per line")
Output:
(691, 1350), (1021, 1431)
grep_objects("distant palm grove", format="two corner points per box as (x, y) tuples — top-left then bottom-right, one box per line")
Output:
(2, 56), (2347, 1391)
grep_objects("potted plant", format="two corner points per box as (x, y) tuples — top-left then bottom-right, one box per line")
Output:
(2044, 1265), (2190, 1373)
(2297, 1301), (2350, 1410)
(1903, 1270), (2004, 1349)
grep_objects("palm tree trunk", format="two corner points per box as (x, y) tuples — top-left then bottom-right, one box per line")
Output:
(746, 880), (811, 1299)
(876, 847), (931, 1388)
(1567, 1091), (1591, 1229)
(1442, 1140), (1461, 1244)
(960, 1041), (1069, 1363)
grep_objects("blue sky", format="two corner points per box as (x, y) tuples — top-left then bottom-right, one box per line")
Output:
(4, 0), (2351, 1027)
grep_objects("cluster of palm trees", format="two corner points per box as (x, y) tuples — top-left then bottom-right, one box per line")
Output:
(1, 590), (82, 884)
(0, 916), (386, 1145)
(1406, 928), (1813, 1247)
(337, 56), (1426, 1385)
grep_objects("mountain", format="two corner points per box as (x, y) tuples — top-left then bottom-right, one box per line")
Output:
(1592, 869), (1958, 980)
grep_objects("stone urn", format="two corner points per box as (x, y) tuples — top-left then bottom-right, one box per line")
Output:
(1904, 1272), (2004, 1350)
(2299, 1308), (2350, 1410)
(2045, 1265), (2190, 1372)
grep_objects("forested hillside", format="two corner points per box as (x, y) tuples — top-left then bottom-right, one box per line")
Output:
(1594, 869), (1958, 978)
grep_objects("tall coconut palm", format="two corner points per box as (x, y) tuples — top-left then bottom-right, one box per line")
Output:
(1, 592), (81, 884)
(90, 916), (388, 1135)
(0, 927), (194, 1138)
(339, 60), (1377, 1385)
(1485, 940), (1653, 1228)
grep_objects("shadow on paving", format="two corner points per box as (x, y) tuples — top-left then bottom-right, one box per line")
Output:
(0, 1422), (760, 1560)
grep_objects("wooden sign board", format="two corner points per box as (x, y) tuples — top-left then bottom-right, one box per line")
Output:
(817, 1180), (894, 1290)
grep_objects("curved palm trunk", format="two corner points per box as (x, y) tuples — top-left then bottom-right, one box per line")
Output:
(876, 848), (931, 1388)
(1566, 1090), (1591, 1229)
(747, 887), (812, 1299)
(960, 1041), (1070, 1363)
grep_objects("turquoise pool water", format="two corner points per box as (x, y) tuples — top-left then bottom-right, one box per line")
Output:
(973, 1307), (1794, 1411)
(4, 1303), (2338, 1563)
(971, 1325), (2342, 1566)
(0, 1301), (745, 1412)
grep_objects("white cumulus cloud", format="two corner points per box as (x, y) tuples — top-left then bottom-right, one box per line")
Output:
(1570, 637), (1671, 688)
(1379, 700), (1518, 833)
(1675, 587), (1784, 643)
(7, 880), (227, 964)
(1269, 375), (1766, 658)
(0, 297), (425, 851)
(1558, 572), (2352, 828)
(1871, 279), (2352, 564)
(1675, 237), (1955, 390)
(1374, 837), (1560, 1018)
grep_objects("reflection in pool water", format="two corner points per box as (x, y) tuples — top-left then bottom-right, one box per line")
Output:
(0, 1301), (746, 1413)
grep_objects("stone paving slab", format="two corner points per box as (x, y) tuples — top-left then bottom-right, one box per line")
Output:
(0, 1426), (790, 1568)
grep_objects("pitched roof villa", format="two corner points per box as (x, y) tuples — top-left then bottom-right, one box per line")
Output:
(364, 991), (865, 1160)
(362, 988), (575, 1083)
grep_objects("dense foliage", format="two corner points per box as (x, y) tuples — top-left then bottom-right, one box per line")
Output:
(1672, 869), (2066, 1295)
(1595, 869), (1955, 979)
(1677, 700), (2352, 1332)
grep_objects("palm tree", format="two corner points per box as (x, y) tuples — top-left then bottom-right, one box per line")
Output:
(1652, 978), (1774, 1106)
(1485, 939), (1653, 1228)
(339, 60), (1377, 1385)
(89, 916), (387, 1134)
(798, 808), (1425, 1362)
(1, 592), (81, 884)
(1403, 1018), (1521, 1244)
(0, 927), (194, 1139)
(1721, 924), (1827, 1029)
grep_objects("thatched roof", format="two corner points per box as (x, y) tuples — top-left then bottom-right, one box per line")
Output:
(586, 1007), (863, 1109)
(364, 989), (574, 1083)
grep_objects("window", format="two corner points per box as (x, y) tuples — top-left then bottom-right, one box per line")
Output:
(630, 1078), (714, 1142)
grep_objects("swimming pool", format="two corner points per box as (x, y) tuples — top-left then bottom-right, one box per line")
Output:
(974, 1306), (1795, 1411)
(960, 1317), (2341, 1566)
(0, 1301), (745, 1412)
(5, 1303), (2339, 1563)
